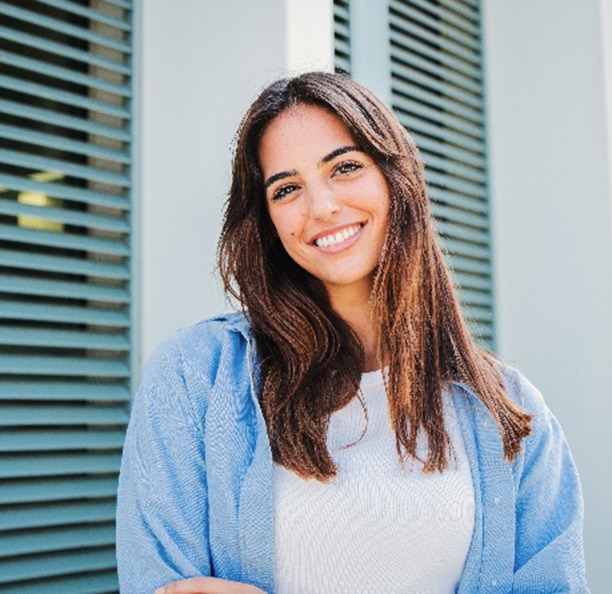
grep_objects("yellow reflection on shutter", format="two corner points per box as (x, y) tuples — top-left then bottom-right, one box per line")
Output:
(17, 171), (65, 232)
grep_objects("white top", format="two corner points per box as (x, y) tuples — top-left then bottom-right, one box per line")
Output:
(273, 369), (475, 594)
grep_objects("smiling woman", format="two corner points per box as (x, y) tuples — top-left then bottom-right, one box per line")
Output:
(116, 72), (588, 594)
(260, 105), (390, 344)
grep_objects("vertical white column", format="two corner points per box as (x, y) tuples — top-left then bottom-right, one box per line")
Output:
(483, 0), (612, 589)
(286, 0), (334, 73)
(349, 0), (392, 107)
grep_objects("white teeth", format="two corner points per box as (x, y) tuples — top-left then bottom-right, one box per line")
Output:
(315, 224), (361, 247)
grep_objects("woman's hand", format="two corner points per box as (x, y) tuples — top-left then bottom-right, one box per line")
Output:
(154, 577), (266, 594)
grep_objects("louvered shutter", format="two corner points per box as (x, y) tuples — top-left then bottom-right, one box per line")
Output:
(0, 0), (133, 591)
(334, 0), (494, 348)
(333, 0), (351, 75)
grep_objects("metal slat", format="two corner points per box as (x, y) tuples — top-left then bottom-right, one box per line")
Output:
(405, 0), (479, 36)
(37, 0), (131, 32)
(395, 108), (485, 155)
(390, 0), (479, 52)
(0, 98), (130, 141)
(439, 0), (479, 23)
(0, 199), (129, 234)
(0, 547), (117, 583)
(421, 150), (486, 185)
(0, 524), (115, 558)
(425, 169), (486, 200)
(103, 0), (132, 9)
(392, 83), (483, 136)
(428, 186), (487, 215)
(0, 430), (127, 452)
(390, 43), (480, 95)
(391, 60), (483, 112)
(0, 453), (121, 479)
(389, 29), (481, 83)
(436, 220), (489, 245)
(391, 75), (483, 128)
(0, 249), (129, 279)
(0, 174), (129, 210)
(0, 326), (130, 350)
(0, 354), (129, 377)
(446, 254), (491, 276)
(457, 288), (492, 308)
(462, 304), (494, 324)
(453, 271), (491, 292)
(0, 50), (131, 98)
(0, 570), (118, 594)
(0, 405), (129, 427)
(0, 380), (130, 402)
(389, 11), (480, 67)
(392, 93), (484, 140)
(0, 148), (129, 188)
(0, 477), (119, 505)
(0, 25), (130, 75)
(0, 275), (129, 303)
(412, 131), (485, 169)
(430, 202), (488, 230)
(0, 300), (129, 327)
(0, 500), (116, 531)
(0, 123), (131, 164)
(0, 3), (132, 54)
(439, 236), (489, 261)
(0, 73), (130, 119)
(0, 224), (129, 256)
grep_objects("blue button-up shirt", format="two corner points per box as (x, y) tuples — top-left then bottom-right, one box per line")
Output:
(116, 313), (589, 593)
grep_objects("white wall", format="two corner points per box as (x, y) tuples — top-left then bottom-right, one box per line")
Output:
(138, 0), (334, 366)
(484, 0), (612, 589)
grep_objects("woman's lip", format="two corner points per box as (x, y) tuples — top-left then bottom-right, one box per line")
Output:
(312, 222), (366, 254)
(309, 222), (365, 245)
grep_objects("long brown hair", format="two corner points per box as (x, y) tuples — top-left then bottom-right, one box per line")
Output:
(219, 72), (531, 480)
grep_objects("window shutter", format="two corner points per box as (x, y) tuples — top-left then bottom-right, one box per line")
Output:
(334, 0), (494, 348)
(333, 0), (351, 75)
(0, 0), (133, 591)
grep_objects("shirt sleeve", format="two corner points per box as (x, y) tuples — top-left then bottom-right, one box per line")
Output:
(509, 370), (589, 592)
(116, 334), (211, 593)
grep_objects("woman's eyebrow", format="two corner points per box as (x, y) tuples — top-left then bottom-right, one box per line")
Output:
(264, 169), (297, 189)
(319, 145), (363, 165)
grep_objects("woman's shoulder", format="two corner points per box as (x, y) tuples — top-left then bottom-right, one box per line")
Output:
(139, 311), (252, 398)
(450, 362), (550, 420)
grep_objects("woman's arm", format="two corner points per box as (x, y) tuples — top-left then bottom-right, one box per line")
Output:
(116, 335), (213, 593)
(509, 371), (589, 592)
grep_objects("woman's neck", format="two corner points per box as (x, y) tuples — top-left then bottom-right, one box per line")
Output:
(327, 283), (383, 373)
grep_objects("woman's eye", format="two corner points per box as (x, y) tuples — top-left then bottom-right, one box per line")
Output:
(334, 161), (363, 176)
(272, 183), (299, 201)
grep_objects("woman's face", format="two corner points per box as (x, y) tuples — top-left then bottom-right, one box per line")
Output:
(258, 104), (390, 299)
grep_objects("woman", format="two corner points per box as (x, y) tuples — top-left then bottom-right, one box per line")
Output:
(117, 72), (588, 593)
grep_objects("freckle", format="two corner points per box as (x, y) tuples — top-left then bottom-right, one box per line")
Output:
(291, 232), (295, 236)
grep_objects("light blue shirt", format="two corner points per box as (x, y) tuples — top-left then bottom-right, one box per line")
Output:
(116, 313), (589, 593)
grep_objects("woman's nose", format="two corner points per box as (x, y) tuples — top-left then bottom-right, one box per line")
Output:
(306, 184), (341, 221)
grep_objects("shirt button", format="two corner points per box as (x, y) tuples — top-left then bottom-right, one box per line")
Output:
(491, 579), (498, 587)
(494, 496), (500, 505)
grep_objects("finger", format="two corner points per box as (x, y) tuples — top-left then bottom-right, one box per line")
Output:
(155, 576), (261, 594)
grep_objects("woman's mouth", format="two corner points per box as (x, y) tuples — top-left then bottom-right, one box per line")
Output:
(313, 223), (365, 251)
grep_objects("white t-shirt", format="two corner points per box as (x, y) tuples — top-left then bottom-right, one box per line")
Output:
(273, 369), (475, 594)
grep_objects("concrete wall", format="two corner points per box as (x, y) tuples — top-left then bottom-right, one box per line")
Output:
(484, 0), (612, 588)
(138, 0), (334, 365)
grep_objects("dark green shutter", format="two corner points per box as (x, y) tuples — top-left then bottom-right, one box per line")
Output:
(0, 0), (134, 591)
(334, 0), (494, 347)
